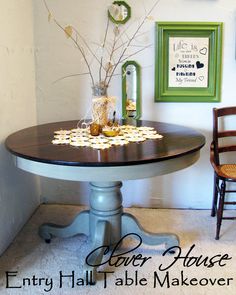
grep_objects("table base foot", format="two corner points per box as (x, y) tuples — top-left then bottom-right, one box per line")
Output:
(39, 210), (179, 284)
(84, 220), (110, 285)
(38, 210), (90, 242)
(121, 212), (179, 249)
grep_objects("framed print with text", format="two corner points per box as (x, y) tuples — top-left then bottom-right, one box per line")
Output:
(155, 22), (223, 102)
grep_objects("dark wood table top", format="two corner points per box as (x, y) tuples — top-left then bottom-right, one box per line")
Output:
(5, 120), (205, 167)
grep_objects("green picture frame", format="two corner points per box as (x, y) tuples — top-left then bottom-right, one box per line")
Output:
(155, 22), (223, 102)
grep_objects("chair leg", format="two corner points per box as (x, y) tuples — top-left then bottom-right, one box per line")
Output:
(215, 180), (225, 240)
(211, 173), (219, 217)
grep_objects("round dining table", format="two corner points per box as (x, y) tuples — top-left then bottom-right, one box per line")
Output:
(5, 119), (205, 283)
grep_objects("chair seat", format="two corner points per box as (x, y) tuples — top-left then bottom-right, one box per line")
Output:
(219, 164), (236, 180)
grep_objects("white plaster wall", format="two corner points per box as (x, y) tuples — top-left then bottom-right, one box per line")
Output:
(0, 0), (40, 254)
(33, 0), (236, 209)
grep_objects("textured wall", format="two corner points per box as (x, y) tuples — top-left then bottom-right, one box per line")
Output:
(33, 0), (236, 208)
(0, 0), (40, 254)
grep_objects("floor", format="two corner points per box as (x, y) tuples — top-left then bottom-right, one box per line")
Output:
(0, 205), (236, 295)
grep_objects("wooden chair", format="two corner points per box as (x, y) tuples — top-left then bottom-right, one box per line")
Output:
(210, 106), (236, 240)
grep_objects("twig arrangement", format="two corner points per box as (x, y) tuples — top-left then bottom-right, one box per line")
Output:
(43, 0), (160, 91)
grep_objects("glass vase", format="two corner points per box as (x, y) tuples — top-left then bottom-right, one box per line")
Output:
(91, 82), (116, 127)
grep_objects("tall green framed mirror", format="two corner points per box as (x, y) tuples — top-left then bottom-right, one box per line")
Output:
(122, 61), (141, 119)
(108, 1), (131, 24)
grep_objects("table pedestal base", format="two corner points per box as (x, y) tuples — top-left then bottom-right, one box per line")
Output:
(39, 181), (179, 283)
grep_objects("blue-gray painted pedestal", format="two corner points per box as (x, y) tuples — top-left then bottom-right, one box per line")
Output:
(39, 181), (179, 283)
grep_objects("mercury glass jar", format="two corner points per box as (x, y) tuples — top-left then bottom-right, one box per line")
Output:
(91, 82), (109, 127)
